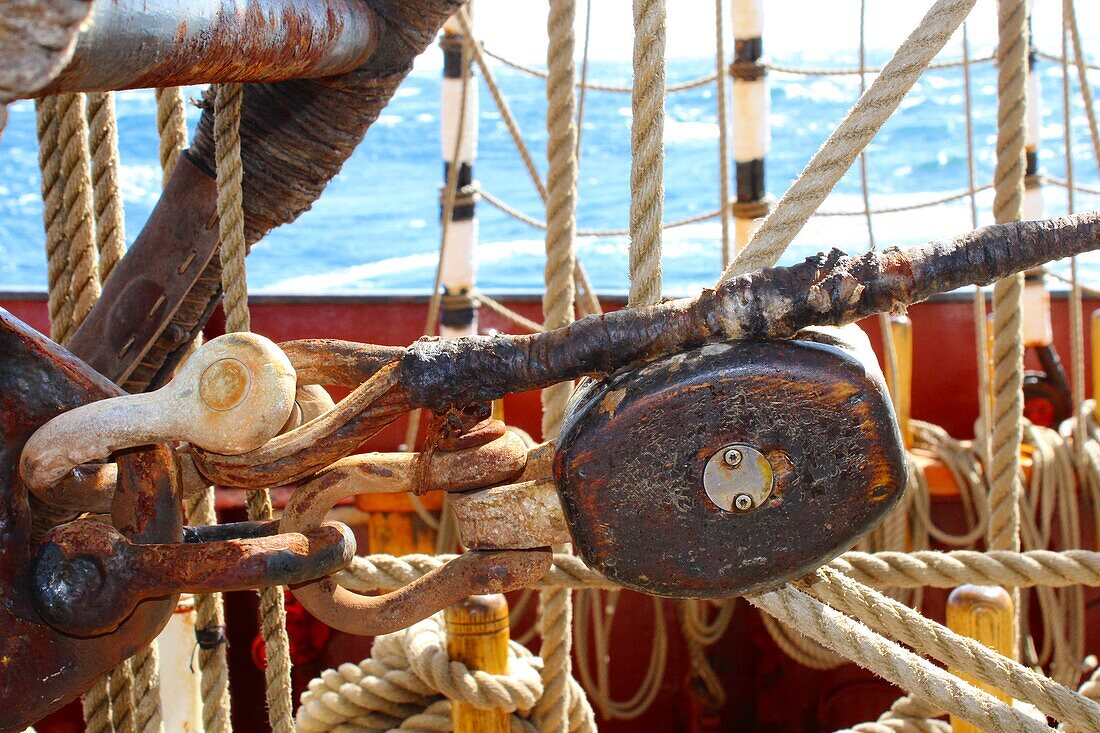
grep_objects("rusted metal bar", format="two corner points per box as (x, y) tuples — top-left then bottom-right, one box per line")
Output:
(401, 211), (1100, 411)
(28, 0), (377, 96)
(0, 0), (92, 104)
(33, 518), (354, 637)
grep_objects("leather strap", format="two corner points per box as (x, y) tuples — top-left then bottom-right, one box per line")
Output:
(68, 151), (219, 386)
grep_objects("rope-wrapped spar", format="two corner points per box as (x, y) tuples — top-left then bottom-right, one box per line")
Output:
(730, 0), (768, 252)
(402, 211), (1100, 410)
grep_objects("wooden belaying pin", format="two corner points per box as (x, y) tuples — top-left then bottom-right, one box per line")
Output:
(444, 594), (512, 733)
(887, 315), (913, 450)
(946, 584), (1016, 733)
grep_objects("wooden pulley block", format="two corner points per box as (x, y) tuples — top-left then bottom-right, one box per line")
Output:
(553, 326), (906, 599)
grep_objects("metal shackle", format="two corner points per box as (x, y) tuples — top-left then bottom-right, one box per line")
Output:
(20, 332), (297, 492)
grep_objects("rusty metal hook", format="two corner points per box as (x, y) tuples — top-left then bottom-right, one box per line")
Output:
(279, 428), (551, 635)
(33, 518), (354, 637)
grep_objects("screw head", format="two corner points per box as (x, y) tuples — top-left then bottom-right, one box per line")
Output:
(723, 448), (743, 468)
(733, 494), (753, 511)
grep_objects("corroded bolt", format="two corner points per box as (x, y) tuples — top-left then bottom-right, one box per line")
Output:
(723, 448), (743, 468)
(733, 494), (753, 511)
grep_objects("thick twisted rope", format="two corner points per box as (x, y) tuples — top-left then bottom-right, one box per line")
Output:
(214, 80), (294, 732)
(341, 549), (1100, 592)
(86, 92), (126, 281)
(749, 585), (1053, 733)
(804, 567), (1100, 731)
(129, 645), (164, 733)
(835, 696), (949, 733)
(154, 87), (188, 186)
(56, 92), (100, 341)
(541, 0), (579, 440)
(215, 83), (250, 334)
(719, 0), (978, 281)
(35, 96), (72, 341)
(627, 0), (665, 305)
(81, 672), (112, 733)
(108, 661), (136, 733)
(540, 6), (582, 730)
(49, 90), (150, 733)
(295, 614), (595, 733)
(987, 0), (1027, 558)
(185, 489), (233, 733)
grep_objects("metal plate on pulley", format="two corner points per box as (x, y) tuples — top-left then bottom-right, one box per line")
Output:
(553, 337), (906, 599)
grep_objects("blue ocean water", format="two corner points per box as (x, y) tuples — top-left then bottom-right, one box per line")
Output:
(1, 53), (1098, 296)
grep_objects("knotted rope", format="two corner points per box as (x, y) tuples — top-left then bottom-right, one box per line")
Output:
(295, 614), (595, 733)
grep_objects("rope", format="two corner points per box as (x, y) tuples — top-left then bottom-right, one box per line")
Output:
(627, 0), (665, 306)
(804, 567), (1100, 732)
(86, 92), (126, 281)
(764, 53), (995, 77)
(714, 0), (731, 266)
(109, 659), (136, 733)
(541, 0), (579, 438)
(59, 88), (153, 733)
(1063, 0), (1100, 175)
(214, 80), (294, 732)
(573, 591), (669, 720)
(987, 0), (1027, 562)
(480, 45), (715, 93)
(1042, 175), (1100, 196)
(35, 96), (72, 341)
(678, 599), (734, 709)
(82, 673), (112, 733)
(1035, 49), (1100, 71)
(835, 696), (950, 733)
(215, 83), (250, 334)
(1063, 19), (1093, 686)
(474, 291), (545, 333)
(539, 3), (582, 731)
(814, 185), (993, 216)
(477, 185), (721, 235)
(130, 645), (165, 733)
(340, 550), (1100, 592)
(56, 92), (101, 341)
(294, 613), (595, 733)
(154, 87), (188, 185)
(749, 585), (1054, 733)
(185, 489), (233, 733)
(718, 0), (978, 281)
